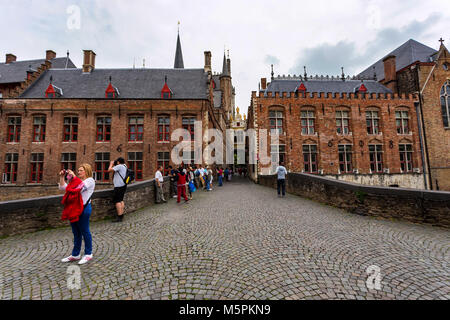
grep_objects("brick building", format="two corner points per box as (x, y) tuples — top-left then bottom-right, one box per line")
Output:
(359, 39), (450, 191)
(0, 50), (76, 98)
(247, 71), (424, 189)
(0, 32), (234, 199)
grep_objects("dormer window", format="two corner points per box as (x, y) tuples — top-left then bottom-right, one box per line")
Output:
(45, 76), (62, 98)
(354, 83), (368, 93)
(105, 77), (120, 99)
(295, 82), (307, 97)
(297, 83), (306, 92)
(45, 84), (62, 98)
(161, 76), (173, 99)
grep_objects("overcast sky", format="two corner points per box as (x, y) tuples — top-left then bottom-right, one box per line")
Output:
(1, 0), (449, 114)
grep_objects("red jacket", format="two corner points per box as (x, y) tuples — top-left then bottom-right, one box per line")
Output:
(61, 176), (85, 223)
(177, 172), (186, 186)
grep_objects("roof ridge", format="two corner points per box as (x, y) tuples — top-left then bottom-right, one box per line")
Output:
(47, 67), (205, 70)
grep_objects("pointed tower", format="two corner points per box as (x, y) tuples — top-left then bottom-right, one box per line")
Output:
(221, 52), (229, 76)
(174, 28), (184, 69)
(220, 50), (232, 119)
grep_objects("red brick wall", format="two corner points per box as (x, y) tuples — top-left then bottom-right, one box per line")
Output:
(418, 48), (450, 191)
(249, 91), (423, 180)
(0, 99), (212, 188)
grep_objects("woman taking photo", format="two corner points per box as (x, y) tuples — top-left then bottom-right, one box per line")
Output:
(59, 164), (96, 265)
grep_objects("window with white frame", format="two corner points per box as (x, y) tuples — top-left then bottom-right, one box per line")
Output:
(399, 144), (413, 173)
(301, 110), (315, 135)
(366, 110), (380, 134)
(336, 110), (350, 135)
(395, 111), (409, 134)
(303, 144), (318, 173)
(338, 144), (352, 173)
(369, 144), (383, 173)
(269, 110), (283, 135)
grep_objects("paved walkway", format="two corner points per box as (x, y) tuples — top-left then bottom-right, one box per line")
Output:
(0, 177), (449, 300)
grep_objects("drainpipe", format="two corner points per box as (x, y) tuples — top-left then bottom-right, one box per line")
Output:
(414, 100), (428, 189)
(415, 62), (435, 190)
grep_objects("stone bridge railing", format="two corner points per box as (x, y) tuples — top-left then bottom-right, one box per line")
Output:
(259, 173), (450, 228)
(0, 177), (171, 237)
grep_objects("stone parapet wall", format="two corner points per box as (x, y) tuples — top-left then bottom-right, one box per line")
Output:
(259, 173), (450, 228)
(0, 183), (112, 201)
(324, 173), (425, 189)
(0, 177), (171, 237)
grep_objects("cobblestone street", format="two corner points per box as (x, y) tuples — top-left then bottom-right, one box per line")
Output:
(0, 177), (449, 300)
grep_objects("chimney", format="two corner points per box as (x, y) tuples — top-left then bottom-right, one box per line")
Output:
(6, 54), (16, 64)
(382, 55), (397, 92)
(261, 78), (267, 90)
(204, 51), (212, 73)
(46, 50), (56, 61)
(83, 50), (96, 73)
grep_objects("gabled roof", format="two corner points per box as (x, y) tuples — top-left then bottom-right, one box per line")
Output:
(19, 68), (209, 99)
(358, 39), (437, 80)
(0, 57), (76, 84)
(264, 77), (392, 95)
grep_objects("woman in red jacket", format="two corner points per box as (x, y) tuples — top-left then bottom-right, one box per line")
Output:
(59, 164), (96, 265)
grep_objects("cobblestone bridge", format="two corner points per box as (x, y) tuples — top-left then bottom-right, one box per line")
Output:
(0, 177), (448, 300)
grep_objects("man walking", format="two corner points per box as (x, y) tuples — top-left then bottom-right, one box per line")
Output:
(155, 166), (167, 204)
(108, 157), (128, 223)
(276, 162), (288, 198)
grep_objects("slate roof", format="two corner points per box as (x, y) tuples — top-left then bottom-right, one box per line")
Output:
(174, 33), (184, 69)
(0, 57), (76, 84)
(358, 39), (437, 80)
(264, 78), (392, 95)
(19, 68), (209, 99)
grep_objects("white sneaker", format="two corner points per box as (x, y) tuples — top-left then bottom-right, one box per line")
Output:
(78, 254), (93, 265)
(61, 255), (80, 263)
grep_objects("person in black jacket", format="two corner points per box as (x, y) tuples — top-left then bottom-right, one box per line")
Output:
(170, 166), (179, 198)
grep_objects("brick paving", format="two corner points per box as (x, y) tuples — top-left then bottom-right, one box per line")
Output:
(0, 176), (449, 300)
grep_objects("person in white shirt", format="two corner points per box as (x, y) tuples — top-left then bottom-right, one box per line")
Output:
(59, 164), (96, 265)
(276, 162), (288, 198)
(155, 166), (167, 203)
(108, 157), (128, 223)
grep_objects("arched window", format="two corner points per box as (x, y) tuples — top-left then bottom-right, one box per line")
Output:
(441, 81), (450, 128)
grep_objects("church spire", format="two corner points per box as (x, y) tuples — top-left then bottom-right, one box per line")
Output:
(221, 51), (229, 76)
(174, 23), (184, 69)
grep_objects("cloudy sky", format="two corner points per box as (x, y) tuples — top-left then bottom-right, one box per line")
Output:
(1, 0), (449, 113)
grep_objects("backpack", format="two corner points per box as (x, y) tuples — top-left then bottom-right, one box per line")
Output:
(117, 165), (135, 185)
(195, 169), (200, 177)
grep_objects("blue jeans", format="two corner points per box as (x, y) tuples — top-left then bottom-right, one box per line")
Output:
(70, 204), (92, 256)
(218, 175), (223, 186)
(206, 179), (210, 190)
